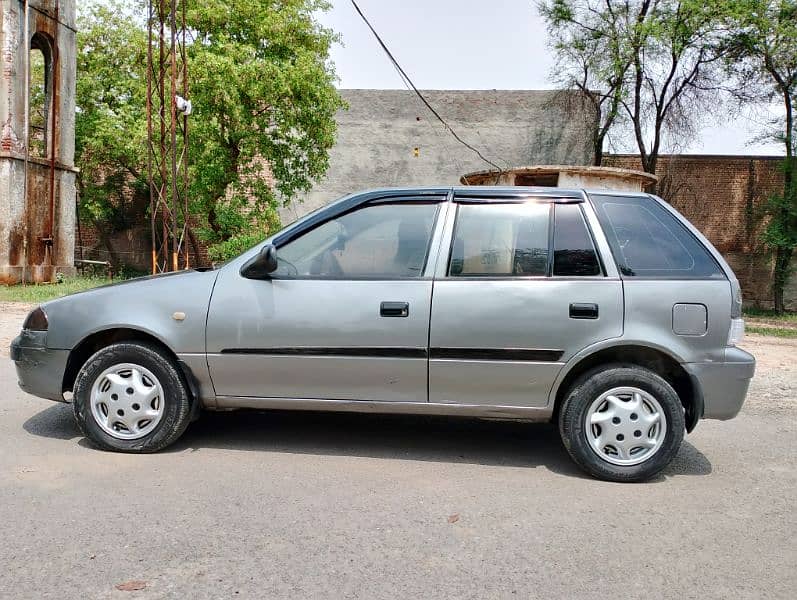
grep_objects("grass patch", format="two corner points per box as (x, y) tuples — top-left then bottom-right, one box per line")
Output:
(746, 325), (797, 339)
(743, 307), (797, 322)
(0, 276), (111, 304)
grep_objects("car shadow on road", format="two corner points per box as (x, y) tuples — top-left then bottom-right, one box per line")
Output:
(23, 405), (712, 481)
(22, 401), (81, 440)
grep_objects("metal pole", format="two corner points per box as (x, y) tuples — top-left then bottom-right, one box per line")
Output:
(147, 0), (156, 274)
(169, 0), (178, 272)
(181, 0), (189, 269)
(147, 0), (189, 273)
(22, 0), (29, 284)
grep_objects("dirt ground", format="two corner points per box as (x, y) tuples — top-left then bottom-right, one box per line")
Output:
(1, 302), (795, 599)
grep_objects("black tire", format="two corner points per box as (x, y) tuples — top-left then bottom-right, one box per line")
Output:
(72, 342), (192, 453)
(559, 364), (685, 482)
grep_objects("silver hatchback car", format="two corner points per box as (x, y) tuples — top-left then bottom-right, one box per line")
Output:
(12, 187), (755, 481)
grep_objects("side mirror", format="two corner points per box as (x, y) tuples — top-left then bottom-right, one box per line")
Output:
(240, 244), (279, 280)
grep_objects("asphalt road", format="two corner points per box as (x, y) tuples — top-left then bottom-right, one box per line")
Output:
(1, 337), (796, 599)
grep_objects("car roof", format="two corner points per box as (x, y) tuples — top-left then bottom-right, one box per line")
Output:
(350, 186), (651, 199)
(350, 186), (583, 199)
(273, 186), (650, 247)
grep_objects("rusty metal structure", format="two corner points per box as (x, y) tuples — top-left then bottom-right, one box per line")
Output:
(146, 0), (190, 273)
(0, 0), (77, 283)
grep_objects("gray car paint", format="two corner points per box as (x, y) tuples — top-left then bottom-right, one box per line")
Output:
(206, 278), (433, 402)
(11, 186), (755, 427)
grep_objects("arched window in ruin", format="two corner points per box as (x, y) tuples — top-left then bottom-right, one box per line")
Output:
(28, 33), (54, 159)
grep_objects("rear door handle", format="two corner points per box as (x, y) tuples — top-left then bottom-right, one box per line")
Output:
(380, 301), (409, 317)
(570, 303), (599, 319)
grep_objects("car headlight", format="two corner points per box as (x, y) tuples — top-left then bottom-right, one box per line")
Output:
(23, 307), (49, 331)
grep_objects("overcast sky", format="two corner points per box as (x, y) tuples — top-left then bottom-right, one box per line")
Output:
(317, 0), (784, 156)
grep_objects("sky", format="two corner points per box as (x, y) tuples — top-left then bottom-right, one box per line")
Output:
(317, 0), (784, 156)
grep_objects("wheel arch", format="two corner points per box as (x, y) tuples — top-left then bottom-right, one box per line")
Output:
(550, 343), (701, 433)
(62, 328), (199, 410)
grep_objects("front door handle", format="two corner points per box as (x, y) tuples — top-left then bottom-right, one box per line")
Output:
(570, 303), (599, 319)
(380, 301), (409, 317)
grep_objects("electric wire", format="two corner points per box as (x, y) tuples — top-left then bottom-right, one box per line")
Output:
(349, 0), (505, 173)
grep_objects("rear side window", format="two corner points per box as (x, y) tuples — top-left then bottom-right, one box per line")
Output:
(449, 203), (550, 276)
(590, 194), (725, 279)
(553, 204), (601, 276)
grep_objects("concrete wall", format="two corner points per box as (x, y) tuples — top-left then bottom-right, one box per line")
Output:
(282, 89), (593, 222)
(0, 0), (76, 283)
(605, 154), (791, 310)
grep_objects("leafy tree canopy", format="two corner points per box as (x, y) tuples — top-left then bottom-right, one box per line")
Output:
(75, 0), (344, 264)
(723, 0), (797, 312)
(538, 0), (729, 176)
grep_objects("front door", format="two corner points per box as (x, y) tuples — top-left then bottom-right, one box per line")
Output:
(429, 196), (623, 408)
(206, 197), (446, 402)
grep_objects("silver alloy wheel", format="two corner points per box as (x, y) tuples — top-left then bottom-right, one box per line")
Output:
(585, 386), (667, 466)
(89, 363), (165, 440)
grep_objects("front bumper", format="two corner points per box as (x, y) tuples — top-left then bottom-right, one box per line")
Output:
(684, 347), (756, 421)
(11, 333), (69, 402)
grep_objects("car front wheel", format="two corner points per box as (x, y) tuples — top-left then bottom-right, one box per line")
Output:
(559, 365), (685, 482)
(72, 342), (192, 453)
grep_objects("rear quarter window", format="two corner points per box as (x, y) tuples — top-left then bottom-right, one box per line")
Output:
(590, 194), (725, 279)
(553, 203), (601, 276)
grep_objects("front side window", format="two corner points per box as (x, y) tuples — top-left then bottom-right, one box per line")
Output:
(590, 194), (724, 279)
(449, 203), (550, 277)
(273, 202), (439, 278)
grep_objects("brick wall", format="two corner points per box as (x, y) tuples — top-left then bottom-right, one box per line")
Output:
(604, 154), (787, 309)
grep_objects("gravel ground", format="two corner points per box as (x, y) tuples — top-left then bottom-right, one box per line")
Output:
(1, 304), (795, 599)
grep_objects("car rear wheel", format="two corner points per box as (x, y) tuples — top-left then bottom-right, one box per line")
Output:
(558, 365), (685, 482)
(72, 342), (192, 453)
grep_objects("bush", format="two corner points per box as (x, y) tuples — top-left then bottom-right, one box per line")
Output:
(207, 231), (267, 263)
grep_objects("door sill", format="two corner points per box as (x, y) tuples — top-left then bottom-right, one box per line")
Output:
(211, 396), (553, 421)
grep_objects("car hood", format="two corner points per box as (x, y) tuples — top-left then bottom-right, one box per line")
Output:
(49, 269), (210, 303)
(41, 269), (220, 352)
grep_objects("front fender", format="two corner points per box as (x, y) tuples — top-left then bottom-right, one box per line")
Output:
(41, 270), (219, 354)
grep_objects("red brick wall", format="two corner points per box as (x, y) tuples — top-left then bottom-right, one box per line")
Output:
(604, 154), (786, 308)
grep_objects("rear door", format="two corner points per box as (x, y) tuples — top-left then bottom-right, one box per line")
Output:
(428, 193), (623, 407)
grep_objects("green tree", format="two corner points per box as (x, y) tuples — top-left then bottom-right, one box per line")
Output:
(724, 0), (797, 313)
(539, 1), (727, 182)
(538, 0), (632, 166)
(75, 0), (344, 266)
(75, 1), (149, 266)
(187, 0), (345, 260)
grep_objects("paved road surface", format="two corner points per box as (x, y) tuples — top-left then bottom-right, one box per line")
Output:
(1, 320), (795, 598)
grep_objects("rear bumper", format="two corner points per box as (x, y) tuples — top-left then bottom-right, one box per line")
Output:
(684, 347), (756, 421)
(10, 334), (69, 402)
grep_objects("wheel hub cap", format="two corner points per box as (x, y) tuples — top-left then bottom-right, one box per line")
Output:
(585, 386), (667, 466)
(90, 363), (164, 440)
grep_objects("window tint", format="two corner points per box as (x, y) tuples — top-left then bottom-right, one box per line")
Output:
(591, 194), (724, 279)
(554, 204), (601, 276)
(274, 202), (439, 278)
(449, 203), (550, 277)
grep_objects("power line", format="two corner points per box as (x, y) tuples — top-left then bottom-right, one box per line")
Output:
(349, 0), (504, 173)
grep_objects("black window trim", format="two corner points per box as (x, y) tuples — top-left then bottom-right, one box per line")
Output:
(453, 195), (584, 205)
(444, 200), (606, 280)
(269, 199), (444, 282)
(273, 191), (448, 248)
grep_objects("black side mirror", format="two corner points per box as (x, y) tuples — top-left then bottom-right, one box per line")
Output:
(240, 244), (279, 279)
